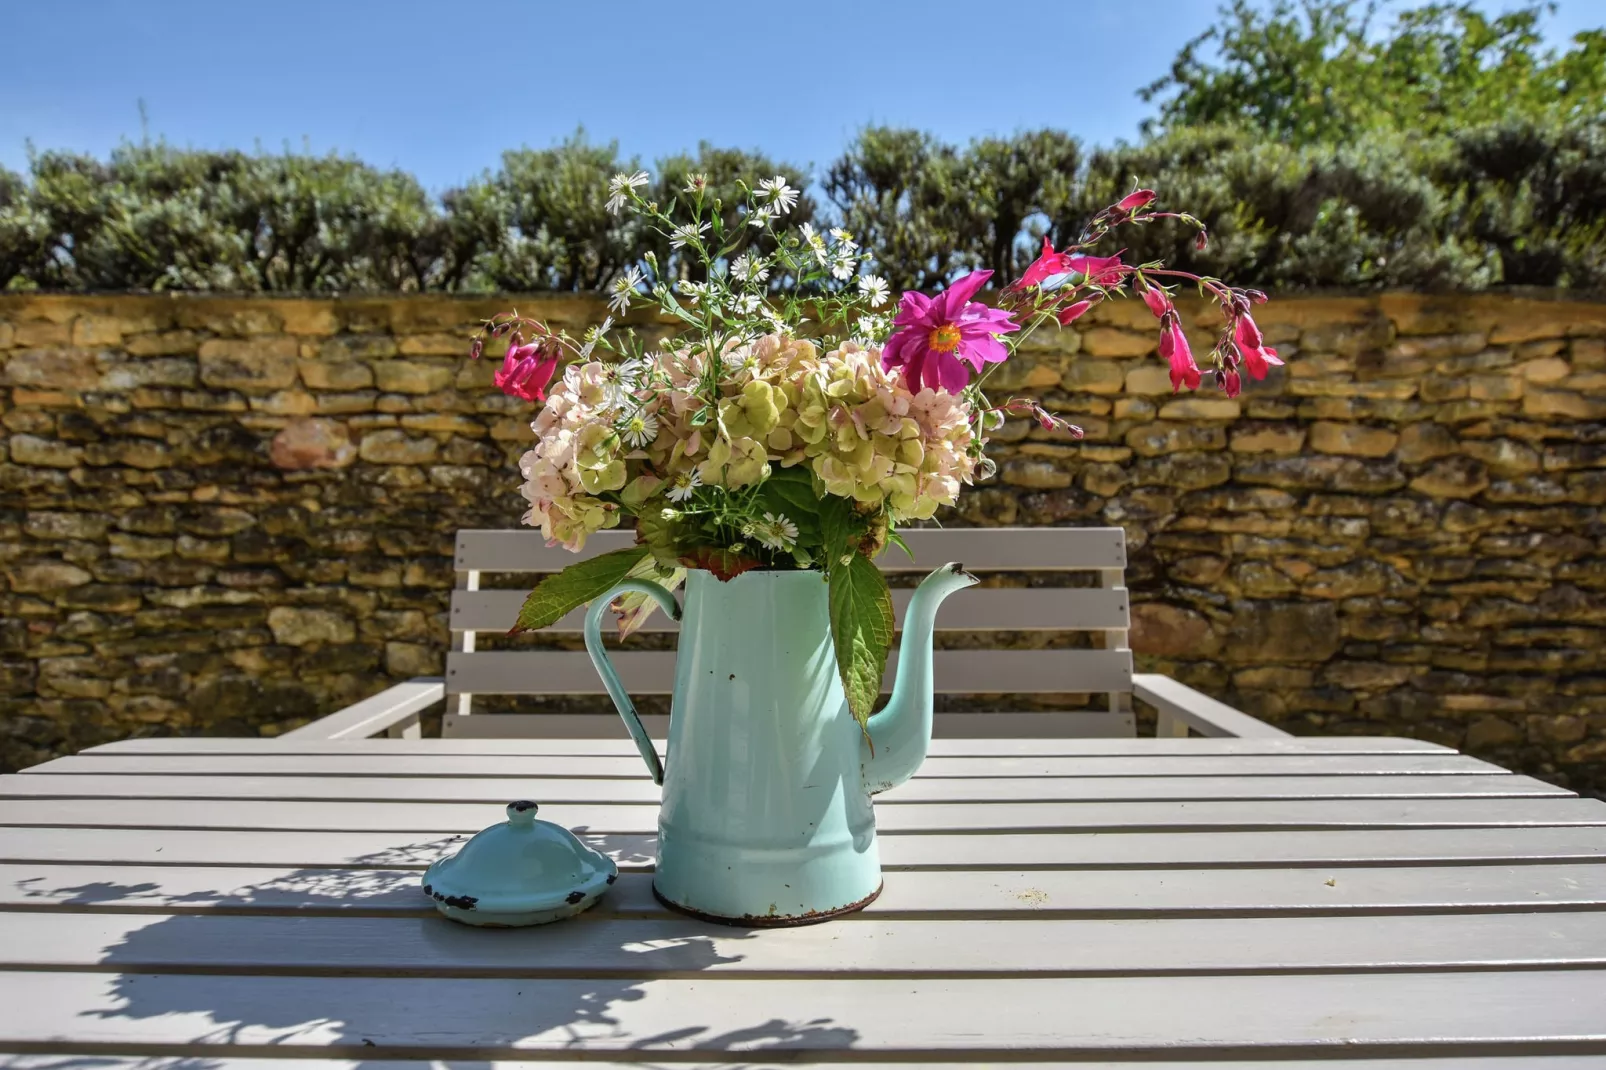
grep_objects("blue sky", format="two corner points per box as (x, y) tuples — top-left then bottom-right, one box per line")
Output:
(2, 0), (1599, 194)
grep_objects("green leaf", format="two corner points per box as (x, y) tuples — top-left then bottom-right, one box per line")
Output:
(509, 547), (651, 634)
(613, 562), (685, 638)
(829, 552), (895, 730)
(887, 530), (915, 562)
(819, 496), (856, 575)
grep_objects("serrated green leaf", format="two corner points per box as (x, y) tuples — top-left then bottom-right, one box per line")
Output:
(887, 530), (914, 562)
(509, 546), (651, 634)
(819, 496), (856, 575)
(828, 552), (895, 729)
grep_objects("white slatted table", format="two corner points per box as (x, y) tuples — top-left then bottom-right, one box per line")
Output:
(3, 735), (1606, 1068)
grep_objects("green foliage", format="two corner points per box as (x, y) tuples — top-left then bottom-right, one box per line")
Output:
(509, 546), (650, 634)
(828, 551), (895, 730)
(651, 142), (815, 282)
(1143, 1), (1606, 145)
(486, 130), (643, 291)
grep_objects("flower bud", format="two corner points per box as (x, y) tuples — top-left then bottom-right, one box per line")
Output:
(1116, 188), (1156, 212)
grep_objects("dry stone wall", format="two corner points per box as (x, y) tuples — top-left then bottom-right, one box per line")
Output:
(3, 292), (1605, 793)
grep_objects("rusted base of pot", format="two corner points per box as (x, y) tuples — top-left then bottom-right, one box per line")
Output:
(652, 879), (883, 928)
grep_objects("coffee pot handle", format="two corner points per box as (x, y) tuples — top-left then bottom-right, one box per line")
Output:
(583, 580), (681, 785)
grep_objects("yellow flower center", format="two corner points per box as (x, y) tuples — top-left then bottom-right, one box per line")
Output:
(929, 323), (962, 352)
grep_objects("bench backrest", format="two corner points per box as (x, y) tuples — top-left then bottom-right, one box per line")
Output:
(445, 526), (1133, 738)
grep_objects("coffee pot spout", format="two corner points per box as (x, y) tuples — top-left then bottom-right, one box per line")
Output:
(861, 562), (978, 794)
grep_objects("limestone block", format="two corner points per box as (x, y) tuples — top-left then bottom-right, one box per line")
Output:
(9, 434), (82, 468)
(1157, 397), (1240, 420)
(4, 348), (99, 389)
(373, 360), (454, 395)
(1078, 328), (1154, 357)
(1520, 357), (1571, 383)
(266, 606), (356, 646)
(198, 338), (299, 390)
(1309, 422), (1398, 458)
(6, 561), (93, 591)
(1130, 602), (1218, 657)
(300, 361), (374, 390)
(1000, 458), (1072, 489)
(358, 429), (439, 465)
(1395, 422), (1458, 464)
(270, 419), (357, 470)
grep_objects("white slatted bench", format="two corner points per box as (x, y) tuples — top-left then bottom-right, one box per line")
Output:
(287, 526), (1284, 741)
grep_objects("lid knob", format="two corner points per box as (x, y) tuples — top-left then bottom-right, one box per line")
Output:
(506, 800), (539, 826)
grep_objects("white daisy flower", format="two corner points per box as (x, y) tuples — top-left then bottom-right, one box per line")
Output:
(735, 294), (763, 315)
(579, 315), (615, 358)
(856, 314), (889, 339)
(677, 279), (710, 304)
(759, 176), (799, 214)
(682, 172), (709, 194)
(666, 469), (702, 502)
(619, 409), (659, 449)
(670, 221), (710, 250)
(748, 204), (776, 228)
(831, 256), (857, 281)
(595, 363), (631, 408)
(608, 267), (644, 316)
(829, 227), (858, 253)
(606, 170), (649, 215)
(731, 254), (770, 284)
(858, 274), (889, 307)
(750, 511), (799, 551)
(619, 355), (654, 384)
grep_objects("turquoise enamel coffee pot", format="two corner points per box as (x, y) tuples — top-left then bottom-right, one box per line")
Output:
(583, 561), (976, 925)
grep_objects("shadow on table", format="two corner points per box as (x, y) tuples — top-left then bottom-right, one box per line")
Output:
(9, 831), (860, 1066)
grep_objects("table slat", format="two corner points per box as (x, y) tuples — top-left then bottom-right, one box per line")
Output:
(5, 825), (1604, 869)
(81, 735), (1457, 757)
(7, 863), (1606, 917)
(3, 1057), (1600, 1070)
(4, 909), (1603, 975)
(2, 970), (1602, 1054)
(1, 772), (1566, 804)
(5, 796), (1602, 834)
(24, 753), (1504, 778)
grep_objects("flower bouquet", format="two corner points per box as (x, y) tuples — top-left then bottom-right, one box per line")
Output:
(471, 170), (1278, 729)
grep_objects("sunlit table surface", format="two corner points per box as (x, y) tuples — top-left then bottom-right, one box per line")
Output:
(2, 733), (1606, 1067)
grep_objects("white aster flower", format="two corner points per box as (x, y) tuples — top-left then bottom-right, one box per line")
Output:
(829, 227), (858, 253)
(608, 267), (644, 316)
(734, 294), (763, 315)
(856, 314), (890, 339)
(750, 511), (799, 551)
(677, 279), (710, 304)
(748, 203), (776, 228)
(619, 409), (659, 449)
(596, 363), (631, 408)
(831, 256), (857, 281)
(606, 170), (649, 215)
(666, 469), (702, 502)
(619, 354), (654, 384)
(670, 221), (710, 250)
(800, 222), (829, 266)
(731, 254), (770, 284)
(579, 315), (616, 358)
(858, 274), (889, 307)
(682, 172), (709, 194)
(759, 176), (799, 214)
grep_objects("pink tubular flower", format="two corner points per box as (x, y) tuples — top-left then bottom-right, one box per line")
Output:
(1116, 188), (1156, 212)
(1139, 283), (1172, 319)
(881, 269), (1020, 393)
(1234, 314), (1285, 381)
(1159, 317), (1201, 392)
(495, 338), (560, 402)
(1010, 236), (1078, 291)
(1066, 252), (1128, 286)
(1057, 298), (1095, 325)
(1221, 368), (1242, 398)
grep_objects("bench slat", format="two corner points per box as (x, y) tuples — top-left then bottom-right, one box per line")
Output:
(445, 649), (1134, 696)
(455, 526), (1127, 573)
(452, 585), (1130, 633)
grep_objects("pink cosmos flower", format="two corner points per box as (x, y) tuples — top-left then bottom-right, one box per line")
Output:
(881, 269), (1020, 393)
(1234, 314), (1285, 381)
(1159, 318), (1201, 392)
(495, 338), (560, 402)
